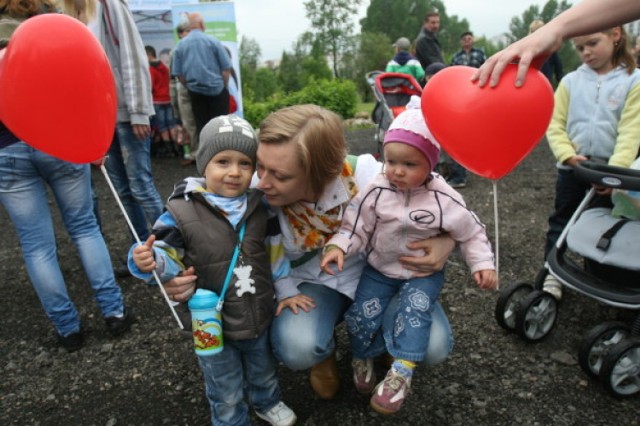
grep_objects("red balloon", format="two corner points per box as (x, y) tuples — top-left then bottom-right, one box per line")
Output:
(0, 14), (116, 163)
(421, 65), (554, 180)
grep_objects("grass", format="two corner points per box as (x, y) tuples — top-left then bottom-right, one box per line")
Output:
(356, 102), (375, 116)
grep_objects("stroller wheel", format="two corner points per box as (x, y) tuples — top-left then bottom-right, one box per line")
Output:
(599, 337), (640, 398)
(495, 282), (533, 331)
(578, 321), (630, 378)
(514, 290), (558, 342)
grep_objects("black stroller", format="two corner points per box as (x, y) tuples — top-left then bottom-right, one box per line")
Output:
(495, 160), (640, 398)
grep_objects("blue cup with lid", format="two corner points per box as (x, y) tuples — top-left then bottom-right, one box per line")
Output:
(188, 289), (223, 356)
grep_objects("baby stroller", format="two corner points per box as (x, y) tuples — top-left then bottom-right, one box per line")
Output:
(495, 160), (640, 398)
(365, 71), (423, 158)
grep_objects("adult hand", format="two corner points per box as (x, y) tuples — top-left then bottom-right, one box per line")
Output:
(132, 123), (151, 140)
(471, 28), (562, 88)
(275, 294), (316, 316)
(399, 234), (455, 277)
(164, 266), (197, 302)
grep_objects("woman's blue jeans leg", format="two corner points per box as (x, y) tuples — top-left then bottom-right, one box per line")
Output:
(270, 283), (351, 370)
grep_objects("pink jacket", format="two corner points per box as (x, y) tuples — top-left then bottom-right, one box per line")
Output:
(328, 173), (495, 280)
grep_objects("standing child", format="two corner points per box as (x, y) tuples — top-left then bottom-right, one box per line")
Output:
(145, 45), (177, 158)
(542, 26), (640, 300)
(128, 115), (296, 426)
(320, 98), (497, 415)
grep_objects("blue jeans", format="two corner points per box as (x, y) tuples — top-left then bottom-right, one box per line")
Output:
(0, 143), (125, 337)
(104, 124), (163, 242)
(198, 330), (281, 426)
(346, 265), (445, 362)
(270, 281), (453, 370)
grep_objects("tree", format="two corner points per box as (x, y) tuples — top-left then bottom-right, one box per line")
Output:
(303, 0), (362, 78)
(360, 0), (473, 63)
(239, 36), (262, 101)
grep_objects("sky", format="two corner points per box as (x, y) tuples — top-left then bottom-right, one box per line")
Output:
(234, 0), (556, 61)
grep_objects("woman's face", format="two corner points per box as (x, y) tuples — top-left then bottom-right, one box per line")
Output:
(256, 142), (312, 206)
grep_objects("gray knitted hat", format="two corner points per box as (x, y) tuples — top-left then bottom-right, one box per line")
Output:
(196, 115), (258, 176)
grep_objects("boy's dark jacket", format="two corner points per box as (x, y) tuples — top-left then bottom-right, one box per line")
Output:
(166, 180), (275, 341)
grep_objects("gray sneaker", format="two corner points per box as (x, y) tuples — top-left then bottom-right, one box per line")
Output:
(256, 401), (296, 426)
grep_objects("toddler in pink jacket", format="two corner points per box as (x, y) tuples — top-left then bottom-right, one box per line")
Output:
(321, 98), (497, 415)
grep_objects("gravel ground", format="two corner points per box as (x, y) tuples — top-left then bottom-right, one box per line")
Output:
(0, 128), (638, 425)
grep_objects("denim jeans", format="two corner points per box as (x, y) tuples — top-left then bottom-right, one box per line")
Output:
(104, 123), (164, 242)
(346, 265), (445, 362)
(198, 330), (281, 426)
(0, 143), (125, 337)
(270, 281), (453, 370)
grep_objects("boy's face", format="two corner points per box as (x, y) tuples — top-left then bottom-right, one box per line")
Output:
(383, 142), (431, 190)
(203, 150), (254, 198)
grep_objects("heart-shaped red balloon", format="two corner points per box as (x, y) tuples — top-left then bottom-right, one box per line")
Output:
(0, 14), (116, 163)
(422, 65), (554, 180)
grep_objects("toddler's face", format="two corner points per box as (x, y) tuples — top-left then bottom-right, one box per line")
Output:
(203, 150), (254, 198)
(383, 142), (431, 190)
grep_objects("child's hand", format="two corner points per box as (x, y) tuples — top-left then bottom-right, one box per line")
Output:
(473, 269), (498, 290)
(564, 155), (588, 168)
(133, 235), (157, 273)
(320, 246), (345, 275)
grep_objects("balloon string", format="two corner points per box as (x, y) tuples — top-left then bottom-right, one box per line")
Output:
(492, 180), (500, 290)
(99, 165), (184, 330)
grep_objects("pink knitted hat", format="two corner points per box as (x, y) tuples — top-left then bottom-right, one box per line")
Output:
(383, 96), (441, 173)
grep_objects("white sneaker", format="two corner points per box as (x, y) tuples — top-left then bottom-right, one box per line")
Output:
(543, 275), (563, 301)
(256, 401), (297, 426)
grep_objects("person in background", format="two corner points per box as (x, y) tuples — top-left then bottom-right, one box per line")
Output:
(171, 12), (231, 142)
(320, 100), (497, 415)
(0, 0), (134, 353)
(450, 31), (486, 68)
(385, 36), (425, 83)
(542, 26), (640, 300)
(472, 0), (640, 87)
(414, 11), (444, 72)
(171, 20), (199, 167)
(424, 62), (446, 83)
(447, 31), (487, 188)
(129, 115), (296, 426)
(528, 20), (564, 85)
(146, 45), (178, 159)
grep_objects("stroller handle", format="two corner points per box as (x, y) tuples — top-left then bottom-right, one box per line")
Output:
(575, 159), (640, 191)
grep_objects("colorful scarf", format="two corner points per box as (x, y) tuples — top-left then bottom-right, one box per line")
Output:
(282, 160), (358, 252)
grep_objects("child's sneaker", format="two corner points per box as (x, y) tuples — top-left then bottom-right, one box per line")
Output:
(370, 368), (412, 415)
(255, 401), (296, 426)
(352, 358), (376, 394)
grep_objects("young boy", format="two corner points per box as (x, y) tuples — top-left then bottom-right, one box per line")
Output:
(128, 115), (296, 426)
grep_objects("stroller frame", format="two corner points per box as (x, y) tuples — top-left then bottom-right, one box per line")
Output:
(495, 160), (640, 398)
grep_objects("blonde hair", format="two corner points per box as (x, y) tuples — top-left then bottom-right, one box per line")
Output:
(529, 19), (544, 34)
(57, 0), (95, 24)
(259, 104), (347, 198)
